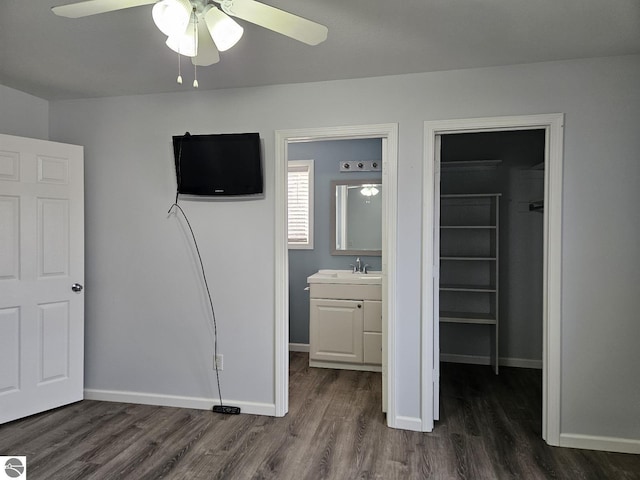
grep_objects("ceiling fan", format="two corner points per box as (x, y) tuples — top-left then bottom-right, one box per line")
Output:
(52, 0), (328, 69)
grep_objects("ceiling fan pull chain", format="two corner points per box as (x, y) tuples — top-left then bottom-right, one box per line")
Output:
(177, 51), (183, 85)
(193, 13), (199, 88)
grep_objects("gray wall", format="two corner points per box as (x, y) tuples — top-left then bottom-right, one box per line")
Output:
(0, 84), (49, 140)
(45, 54), (640, 441)
(288, 139), (382, 344)
(440, 130), (545, 363)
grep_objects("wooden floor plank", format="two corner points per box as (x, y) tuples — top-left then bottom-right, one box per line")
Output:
(1, 353), (638, 479)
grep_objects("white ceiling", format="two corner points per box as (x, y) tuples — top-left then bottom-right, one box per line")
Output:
(1, 0), (639, 100)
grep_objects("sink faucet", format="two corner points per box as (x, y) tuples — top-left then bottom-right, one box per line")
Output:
(350, 257), (361, 273)
(350, 257), (370, 273)
(349, 257), (369, 273)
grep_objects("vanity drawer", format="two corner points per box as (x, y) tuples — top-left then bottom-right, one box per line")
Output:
(310, 283), (381, 301)
(363, 332), (382, 365)
(363, 300), (382, 332)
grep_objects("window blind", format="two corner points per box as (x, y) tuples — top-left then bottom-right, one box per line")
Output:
(288, 161), (313, 248)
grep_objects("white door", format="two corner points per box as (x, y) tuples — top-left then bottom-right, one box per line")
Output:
(433, 135), (441, 421)
(0, 134), (84, 424)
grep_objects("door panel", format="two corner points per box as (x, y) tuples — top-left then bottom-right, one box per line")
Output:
(363, 332), (383, 364)
(0, 307), (20, 394)
(310, 299), (363, 363)
(363, 300), (382, 332)
(39, 301), (71, 383)
(0, 196), (20, 279)
(38, 198), (70, 277)
(0, 134), (84, 424)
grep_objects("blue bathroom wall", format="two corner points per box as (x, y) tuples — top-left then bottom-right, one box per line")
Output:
(288, 138), (382, 345)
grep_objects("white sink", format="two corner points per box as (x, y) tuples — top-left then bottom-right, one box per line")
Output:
(307, 269), (382, 285)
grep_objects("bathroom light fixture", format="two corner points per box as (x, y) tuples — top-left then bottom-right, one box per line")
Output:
(360, 185), (379, 197)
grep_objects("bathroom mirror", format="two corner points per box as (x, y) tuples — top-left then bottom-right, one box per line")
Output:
(331, 179), (382, 256)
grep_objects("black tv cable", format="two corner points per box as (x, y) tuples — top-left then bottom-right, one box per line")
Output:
(168, 133), (240, 415)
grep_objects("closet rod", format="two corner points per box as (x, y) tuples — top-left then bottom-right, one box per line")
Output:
(529, 201), (544, 212)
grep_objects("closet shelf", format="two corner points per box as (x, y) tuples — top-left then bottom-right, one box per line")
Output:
(441, 193), (502, 198)
(440, 256), (497, 261)
(439, 311), (497, 325)
(440, 284), (496, 293)
(441, 160), (502, 170)
(439, 192), (500, 374)
(440, 225), (496, 230)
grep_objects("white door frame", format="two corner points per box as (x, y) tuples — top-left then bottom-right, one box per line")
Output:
(421, 114), (564, 445)
(274, 124), (399, 427)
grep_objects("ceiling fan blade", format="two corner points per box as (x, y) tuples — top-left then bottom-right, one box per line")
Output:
(52, 0), (157, 18)
(192, 22), (220, 66)
(222, 0), (327, 46)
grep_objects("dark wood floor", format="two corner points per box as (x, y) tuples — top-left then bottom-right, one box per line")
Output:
(1, 353), (638, 479)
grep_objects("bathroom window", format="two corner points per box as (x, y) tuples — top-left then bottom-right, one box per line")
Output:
(288, 160), (314, 249)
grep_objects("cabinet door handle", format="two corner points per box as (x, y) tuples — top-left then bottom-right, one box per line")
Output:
(357, 304), (362, 308)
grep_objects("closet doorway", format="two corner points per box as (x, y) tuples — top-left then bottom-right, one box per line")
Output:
(422, 114), (564, 444)
(438, 129), (545, 374)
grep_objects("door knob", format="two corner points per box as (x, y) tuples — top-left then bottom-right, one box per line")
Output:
(71, 283), (83, 293)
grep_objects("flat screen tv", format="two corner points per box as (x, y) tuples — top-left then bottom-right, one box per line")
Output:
(173, 132), (263, 197)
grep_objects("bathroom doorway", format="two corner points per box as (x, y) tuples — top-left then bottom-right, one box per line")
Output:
(287, 138), (383, 354)
(274, 124), (399, 426)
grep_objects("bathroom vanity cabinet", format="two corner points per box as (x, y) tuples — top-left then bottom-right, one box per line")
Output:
(307, 272), (382, 372)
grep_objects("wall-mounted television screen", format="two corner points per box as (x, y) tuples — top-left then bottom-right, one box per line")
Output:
(173, 132), (263, 197)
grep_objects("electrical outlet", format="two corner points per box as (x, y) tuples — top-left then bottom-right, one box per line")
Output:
(214, 354), (223, 371)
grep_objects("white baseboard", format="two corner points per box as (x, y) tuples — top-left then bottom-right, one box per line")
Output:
(289, 343), (310, 352)
(440, 353), (542, 369)
(84, 389), (276, 416)
(293, 349), (540, 367)
(560, 433), (640, 454)
(441, 353), (489, 366)
(392, 415), (423, 432)
(499, 356), (543, 369)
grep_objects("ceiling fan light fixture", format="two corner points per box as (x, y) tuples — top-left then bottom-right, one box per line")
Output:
(192, 16), (221, 66)
(52, 0), (328, 88)
(166, 16), (198, 57)
(204, 6), (243, 52)
(152, 0), (192, 37)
